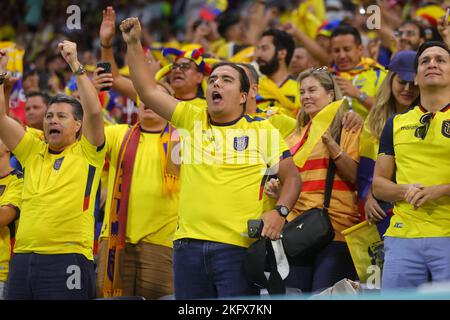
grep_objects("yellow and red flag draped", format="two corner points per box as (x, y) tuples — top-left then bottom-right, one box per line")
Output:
(289, 98), (346, 168)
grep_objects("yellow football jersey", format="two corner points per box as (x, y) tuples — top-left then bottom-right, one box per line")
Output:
(12, 132), (106, 260)
(100, 125), (179, 248)
(170, 102), (290, 248)
(379, 105), (450, 238)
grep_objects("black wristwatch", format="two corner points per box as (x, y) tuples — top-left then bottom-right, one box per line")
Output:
(274, 205), (290, 218)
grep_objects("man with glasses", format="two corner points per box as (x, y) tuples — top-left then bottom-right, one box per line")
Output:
(373, 41), (450, 290)
(394, 20), (426, 53)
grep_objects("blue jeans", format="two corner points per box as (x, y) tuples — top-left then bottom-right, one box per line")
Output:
(173, 239), (259, 299)
(382, 237), (450, 290)
(284, 241), (357, 293)
(6, 253), (95, 300)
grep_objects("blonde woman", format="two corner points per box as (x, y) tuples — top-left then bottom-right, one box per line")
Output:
(359, 51), (419, 225)
(266, 67), (361, 292)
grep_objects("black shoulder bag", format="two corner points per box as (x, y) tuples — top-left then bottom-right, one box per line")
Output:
(281, 131), (342, 260)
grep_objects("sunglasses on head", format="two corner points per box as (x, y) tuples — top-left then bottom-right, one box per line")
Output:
(311, 66), (334, 79)
(415, 112), (433, 140)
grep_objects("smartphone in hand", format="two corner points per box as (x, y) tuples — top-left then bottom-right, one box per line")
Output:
(96, 62), (112, 91)
(248, 219), (264, 238)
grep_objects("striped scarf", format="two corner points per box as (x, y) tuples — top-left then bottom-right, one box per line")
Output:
(102, 123), (179, 297)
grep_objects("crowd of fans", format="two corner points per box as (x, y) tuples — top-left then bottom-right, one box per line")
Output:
(0, 0), (449, 300)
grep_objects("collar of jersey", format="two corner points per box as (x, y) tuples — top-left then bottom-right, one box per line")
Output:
(209, 115), (243, 127)
(418, 103), (450, 114)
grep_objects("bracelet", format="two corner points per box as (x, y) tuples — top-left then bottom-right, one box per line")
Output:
(100, 42), (113, 48)
(331, 149), (344, 161)
(72, 63), (86, 76)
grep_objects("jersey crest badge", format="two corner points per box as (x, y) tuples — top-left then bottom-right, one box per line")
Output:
(233, 136), (249, 151)
(442, 120), (450, 138)
(53, 157), (64, 171)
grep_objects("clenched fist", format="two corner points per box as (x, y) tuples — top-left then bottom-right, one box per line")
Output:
(120, 17), (142, 44)
(58, 40), (79, 71)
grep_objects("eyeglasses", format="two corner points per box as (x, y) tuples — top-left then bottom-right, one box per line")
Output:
(415, 112), (433, 140)
(171, 62), (194, 71)
(394, 30), (417, 38)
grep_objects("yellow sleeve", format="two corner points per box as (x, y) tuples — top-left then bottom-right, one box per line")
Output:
(12, 130), (45, 168)
(268, 114), (297, 139)
(80, 135), (107, 169)
(261, 121), (291, 169)
(170, 101), (202, 131)
(0, 175), (23, 210)
(341, 127), (361, 163)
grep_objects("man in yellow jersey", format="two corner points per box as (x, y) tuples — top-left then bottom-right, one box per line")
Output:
(374, 41), (450, 290)
(95, 84), (179, 300)
(0, 41), (106, 299)
(330, 25), (387, 119)
(254, 29), (300, 118)
(120, 17), (301, 299)
(0, 138), (22, 299)
(100, 6), (207, 109)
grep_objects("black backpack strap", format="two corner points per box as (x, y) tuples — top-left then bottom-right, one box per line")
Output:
(323, 128), (342, 211)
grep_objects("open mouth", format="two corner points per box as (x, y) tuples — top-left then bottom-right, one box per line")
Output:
(49, 129), (61, 137)
(212, 91), (223, 104)
(172, 75), (184, 81)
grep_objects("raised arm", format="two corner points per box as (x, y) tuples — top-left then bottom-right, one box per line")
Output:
(58, 41), (105, 147)
(0, 50), (25, 151)
(120, 18), (178, 121)
(283, 23), (331, 66)
(100, 6), (138, 102)
(438, 11), (450, 48)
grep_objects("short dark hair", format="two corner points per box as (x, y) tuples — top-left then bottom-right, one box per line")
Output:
(26, 91), (50, 105)
(261, 29), (295, 66)
(48, 94), (83, 121)
(414, 41), (450, 73)
(399, 19), (426, 39)
(210, 62), (250, 111)
(211, 62), (250, 94)
(216, 12), (241, 40)
(237, 63), (259, 85)
(330, 24), (362, 45)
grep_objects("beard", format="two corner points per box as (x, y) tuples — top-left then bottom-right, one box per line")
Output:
(257, 53), (279, 76)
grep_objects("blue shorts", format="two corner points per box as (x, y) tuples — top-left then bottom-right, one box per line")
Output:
(382, 237), (450, 290)
(6, 253), (95, 300)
